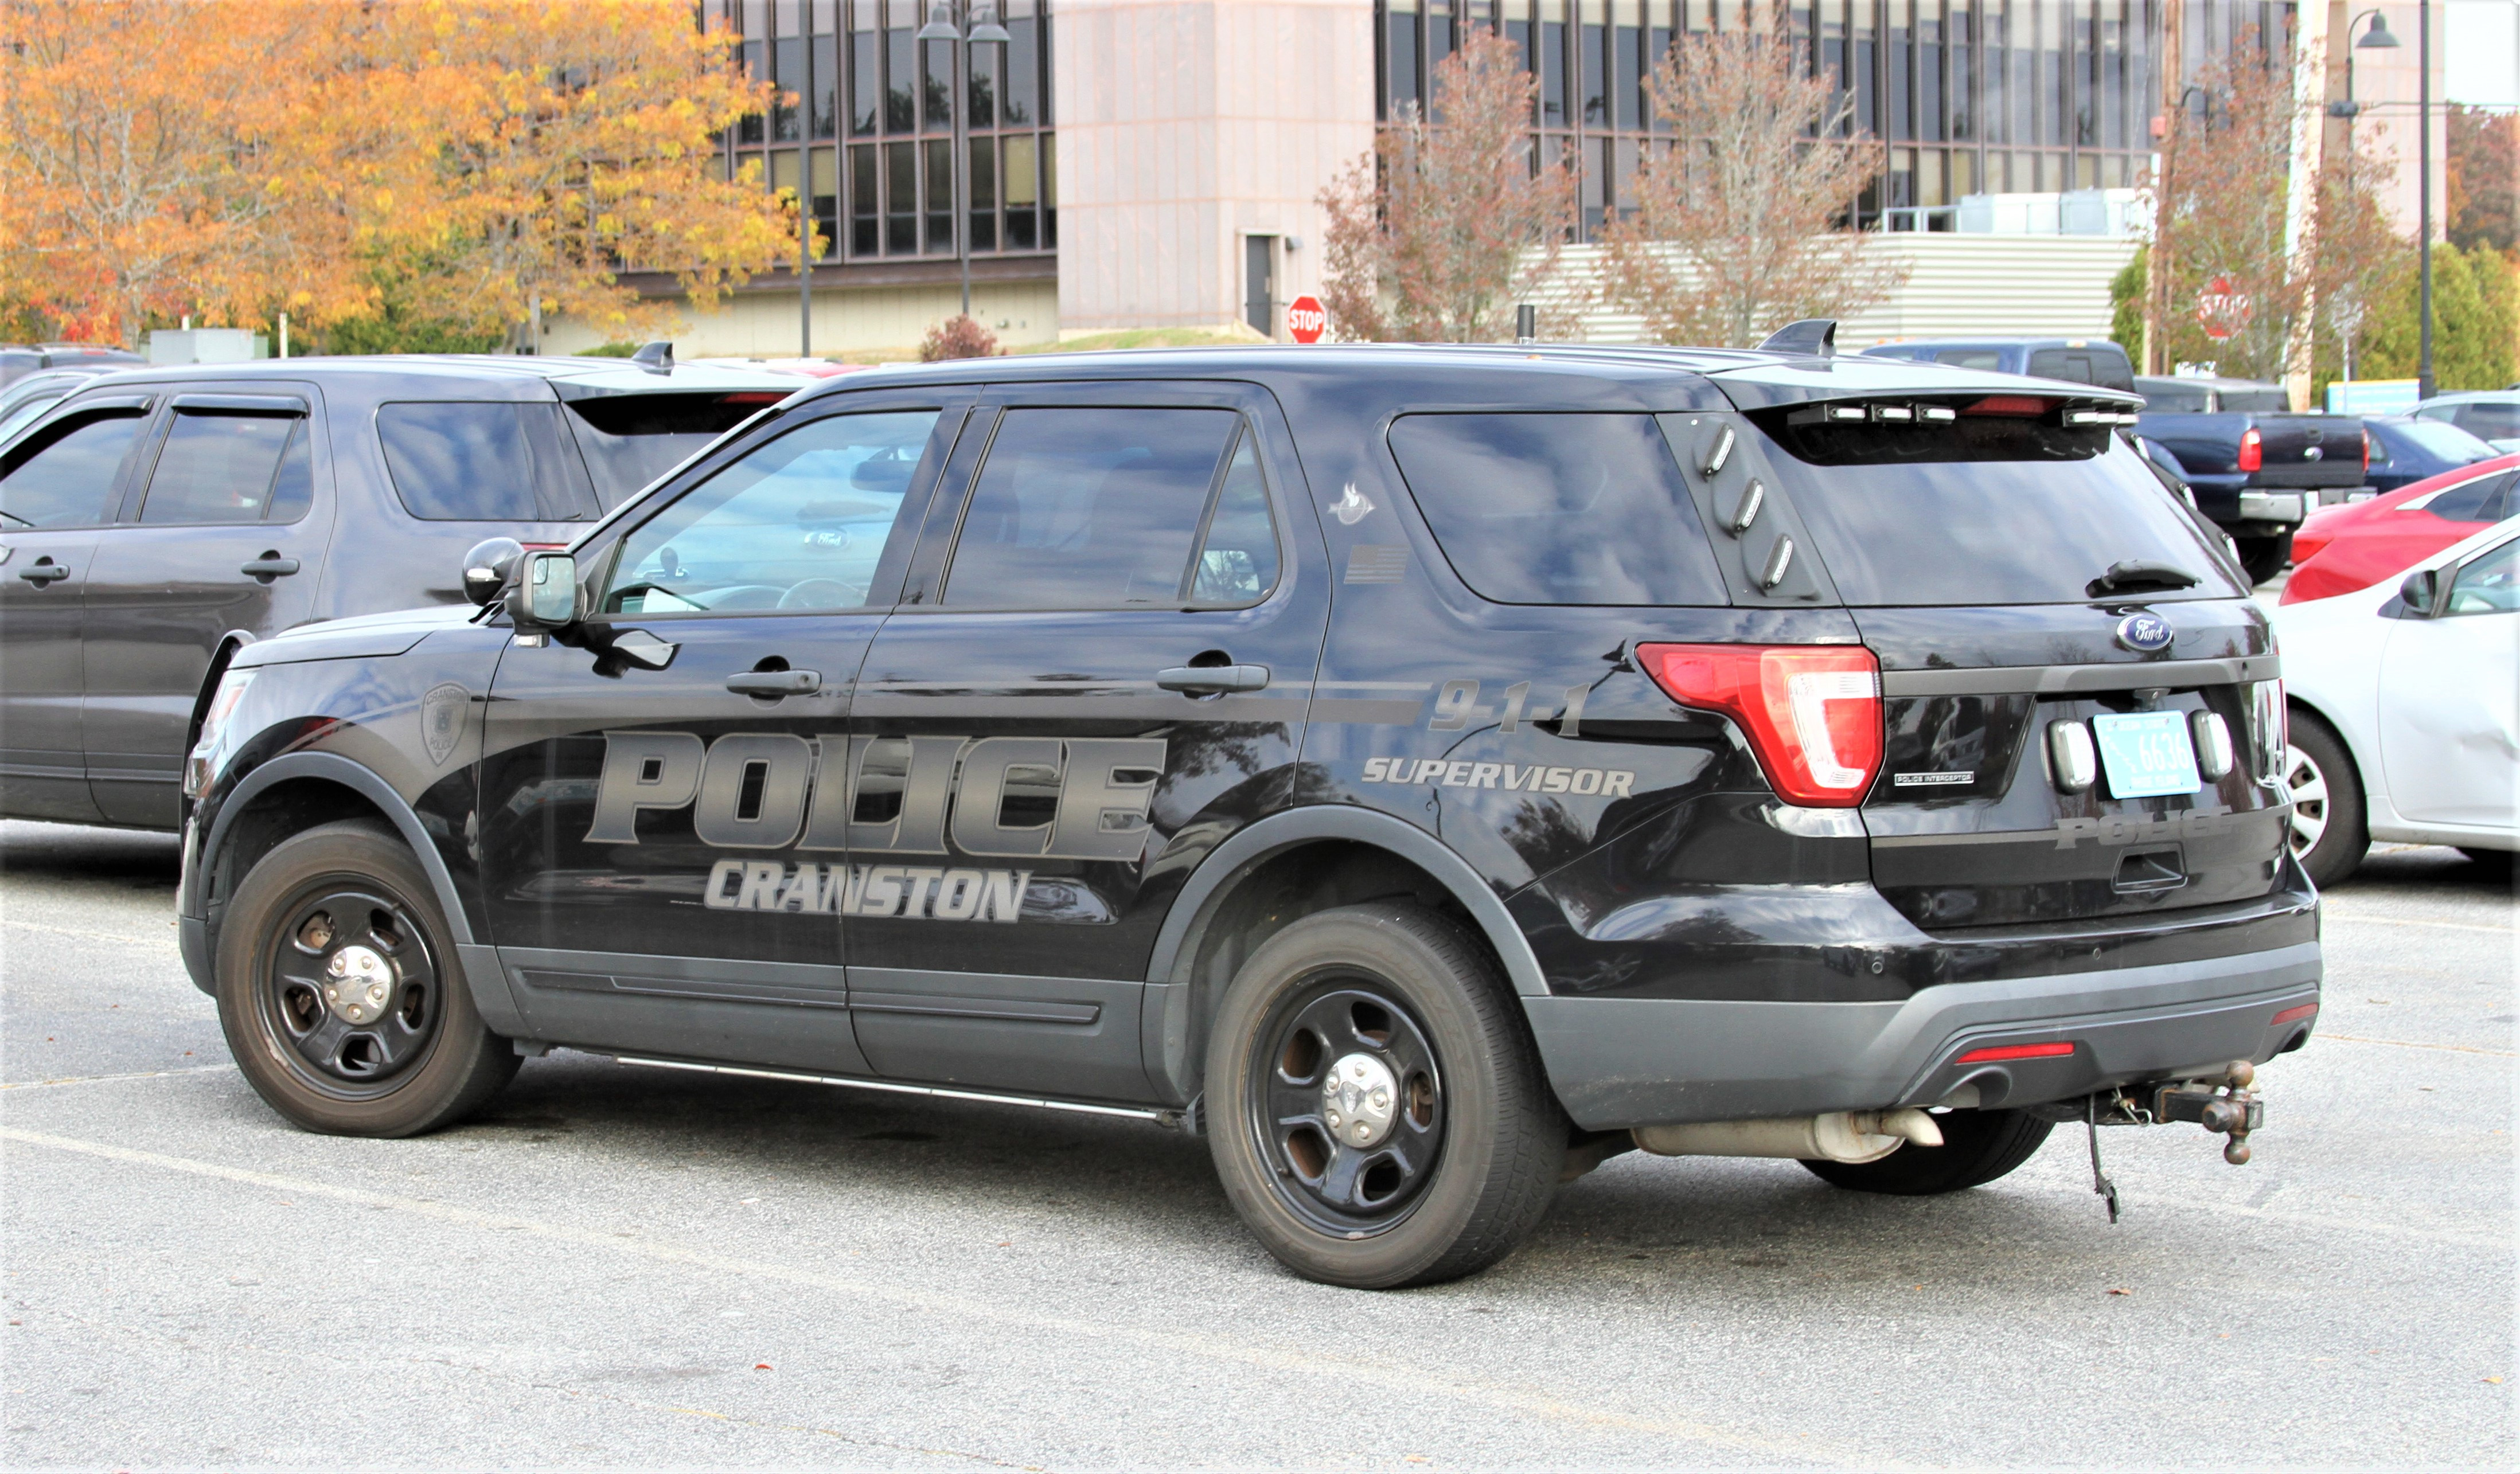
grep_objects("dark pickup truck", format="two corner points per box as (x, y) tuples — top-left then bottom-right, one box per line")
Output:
(2133, 411), (2369, 582)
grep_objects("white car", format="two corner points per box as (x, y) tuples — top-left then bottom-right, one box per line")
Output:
(2271, 517), (2520, 884)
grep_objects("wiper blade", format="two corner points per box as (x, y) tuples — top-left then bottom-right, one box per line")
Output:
(2087, 559), (2203, 597)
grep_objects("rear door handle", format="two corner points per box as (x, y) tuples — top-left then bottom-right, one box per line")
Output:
(240, 554), (301, 581)
(1156, 664), (1269, 693)
(725, 669), (821, 697)
(17, 562), (71, 585)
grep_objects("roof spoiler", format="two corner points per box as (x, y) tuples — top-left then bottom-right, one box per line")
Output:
(630, 341), (674, 376)
(1757, 319), (1837, 357)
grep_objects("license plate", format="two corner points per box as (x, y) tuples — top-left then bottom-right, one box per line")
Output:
(2091, 711), (2202, 799)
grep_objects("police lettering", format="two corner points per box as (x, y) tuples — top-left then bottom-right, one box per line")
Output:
(701, 859), (1032, 921)
(1358, 756), (1634, 799)
(587, 732), (1164, 861)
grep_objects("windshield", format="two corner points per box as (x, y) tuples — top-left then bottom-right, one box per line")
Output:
(1742, 408), (2245, 605)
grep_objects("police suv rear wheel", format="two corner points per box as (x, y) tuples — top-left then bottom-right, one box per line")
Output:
(1799, 1107), (2053, 1195)
(217, 820), (518, 1136)
(1207, 902), (1565, 1289)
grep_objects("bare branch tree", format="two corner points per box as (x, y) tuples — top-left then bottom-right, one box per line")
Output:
(1598, 8), (1902, 347)
(1317, 30), (1577, 343)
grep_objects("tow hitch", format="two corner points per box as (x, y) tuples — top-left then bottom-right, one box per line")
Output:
(2037, 1061), (2266, 1222)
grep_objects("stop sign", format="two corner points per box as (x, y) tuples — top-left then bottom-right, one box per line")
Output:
(2196, 274), (2252, 342)
(1287, 295), (1327, 344)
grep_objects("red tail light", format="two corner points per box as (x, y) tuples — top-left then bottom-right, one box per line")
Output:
(1636, 644), (1884, 807)
(1955, 1041), (2078, 1064)
(2359, 431), (2370, 470)
(2237, 426), (2262, 472)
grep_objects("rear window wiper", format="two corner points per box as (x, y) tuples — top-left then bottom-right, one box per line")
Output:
(2086, 559), (2202, 597)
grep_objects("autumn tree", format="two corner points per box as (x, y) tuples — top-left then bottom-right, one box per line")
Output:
(0, 1), (379, 347)
(361, 0), (797, 348)
(1597, 10), (1902, 347)
(1317, 30), (1577, 343)
(2447, 104), (2518, 253)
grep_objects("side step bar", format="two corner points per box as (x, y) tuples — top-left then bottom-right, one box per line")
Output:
(611, 1053), (1179, 1126)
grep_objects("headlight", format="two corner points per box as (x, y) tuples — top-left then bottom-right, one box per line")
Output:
(2245, 679), (2287, 784)
(184, 670), (255, 799)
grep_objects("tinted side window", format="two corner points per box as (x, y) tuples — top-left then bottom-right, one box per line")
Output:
(376, 402), (599, 521)
(564, 390), (793, 509)
(139, 410), (302, 525)
(602, 409), (941, 615)
(2445, 539), (2518, 615)
(942, 407), (1241, 609)
(1387, 413), (1727, 606)
(0, 392), (67, 444)
(2423, 471), (2515, 523)
(0, 410), (146, 528)
(1189, 430), (1280, 603)
(2455, 402), (2520, 441)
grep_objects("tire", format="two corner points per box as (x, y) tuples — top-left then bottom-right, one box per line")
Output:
(1206, 902), (1566, 1289)
(1800, 1108), (2054, 1195)
(216, 820), (518, 1136)
(2281, 710), (2368, 889)
(2235, 531), (2293, 587)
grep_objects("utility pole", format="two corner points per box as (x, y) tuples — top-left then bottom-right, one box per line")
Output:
(2144, 0), (2184, 377)
(2280, 1), (2332, 411)
(2417, 0), (2434, 399)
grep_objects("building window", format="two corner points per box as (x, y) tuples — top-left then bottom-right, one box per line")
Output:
(719, 0), (1056, 263)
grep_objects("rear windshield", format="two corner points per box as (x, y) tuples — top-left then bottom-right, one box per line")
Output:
(375, 401), (599, 521)
(1386, 413), (1727, 605)
(563, 390), (792, 507)
(2393, 420), (2497, 460)
(2221, 386), (2290, 412)
(1745, 408), (2244, 606)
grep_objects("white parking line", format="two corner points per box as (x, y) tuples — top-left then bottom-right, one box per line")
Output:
(2316, 1033), (2515, 1058)
(2319, 912), (2515, 936)
(0, 1064), (236, 1092)
(0, 1125), (1906, 1469)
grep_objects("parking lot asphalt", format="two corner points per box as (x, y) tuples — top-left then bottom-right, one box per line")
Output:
(3, 817), (2511, 1470)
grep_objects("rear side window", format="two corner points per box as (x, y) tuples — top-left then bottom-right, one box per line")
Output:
(376, 401), (599, 521)
(1746, 406), (2244, 605)
(139, 410), (305, 525)
(942, 407), (1266, 609)
(1387, 413), (1727, 606)
(2422, 471), (2514, 523)
(563, 390), (793, 508)
(2454, 401), (2520, 440)
(0, 409), (146, 527)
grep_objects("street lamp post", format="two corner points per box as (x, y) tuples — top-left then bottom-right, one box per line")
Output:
(2323, 11), (2398, 397)
(918, 1), (1010, 322)
(2417, 0), (2432, 400)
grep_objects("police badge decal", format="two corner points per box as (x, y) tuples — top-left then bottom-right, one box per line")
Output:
(420, 683), (469, 767)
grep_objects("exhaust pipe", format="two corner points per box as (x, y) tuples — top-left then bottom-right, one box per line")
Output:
(1632, 1108), (1945, 1164)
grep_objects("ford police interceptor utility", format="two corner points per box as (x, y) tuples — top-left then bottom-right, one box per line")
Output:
(178, 328), (2320, 1288)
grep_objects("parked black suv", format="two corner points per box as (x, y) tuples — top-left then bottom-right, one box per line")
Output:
(0, 354), (799, 830)
(178, 337), (2320, 1288)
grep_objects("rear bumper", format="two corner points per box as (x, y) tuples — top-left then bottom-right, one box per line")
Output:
(1524, 940), (2320, 1131)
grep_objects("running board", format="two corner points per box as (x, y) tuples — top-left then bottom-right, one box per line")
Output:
(610, 1053), (1179, 1125)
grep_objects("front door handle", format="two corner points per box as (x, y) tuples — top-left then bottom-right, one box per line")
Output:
(725, 668), (821, 697)
(240, 553), (301, 582)
(1156, 663), (1269, 694)
(17, 560), (70, 586)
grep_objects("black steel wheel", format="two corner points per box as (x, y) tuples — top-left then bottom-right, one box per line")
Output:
(1207, 902), (1565, 1289)
(1250, 982), (1449, 1233)
(2236, 531), (2293, 587)
(217, 820), (517, 1136)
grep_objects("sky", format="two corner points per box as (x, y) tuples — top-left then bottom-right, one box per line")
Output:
(2446, 0), (2520, 107)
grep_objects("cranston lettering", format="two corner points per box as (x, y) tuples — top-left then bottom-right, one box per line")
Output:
(586, 732), (1164, 861)
(703, 859), (1032, 920)
(1359, 756), (1635, 798)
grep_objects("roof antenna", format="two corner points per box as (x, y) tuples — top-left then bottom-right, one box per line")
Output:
(630, 341), (675, 376)
(1757, 319), (1838, 357)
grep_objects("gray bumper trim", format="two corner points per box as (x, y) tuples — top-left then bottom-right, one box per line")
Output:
(1523, 941), (2321, 1130)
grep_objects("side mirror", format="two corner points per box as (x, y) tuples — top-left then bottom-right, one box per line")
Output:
(2398, 568), (2440, 617)
(516, 550), (580, 631)
(461, 537), (524, 607)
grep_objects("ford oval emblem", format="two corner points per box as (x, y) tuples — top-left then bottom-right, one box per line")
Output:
(2116, 612), (2175, 653)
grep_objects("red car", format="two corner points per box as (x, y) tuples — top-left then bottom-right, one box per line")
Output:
(2282, 453), (2520, 603)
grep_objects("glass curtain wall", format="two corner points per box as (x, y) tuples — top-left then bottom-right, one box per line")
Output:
(718, 0), (1055, 264)
(1375, 0), (2283, 235)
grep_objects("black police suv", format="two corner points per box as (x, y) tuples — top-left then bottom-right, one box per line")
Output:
(178, 333), (2321, 1288)
(0, 354), (798, 831)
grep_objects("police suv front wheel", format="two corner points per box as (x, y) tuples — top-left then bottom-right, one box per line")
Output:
(1206, 903), (1566, 1289)
(216, 820), (518, 1136)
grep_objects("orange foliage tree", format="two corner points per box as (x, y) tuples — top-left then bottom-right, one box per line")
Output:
(0, 0), (795, 349)
(0, 1), (377, 346)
